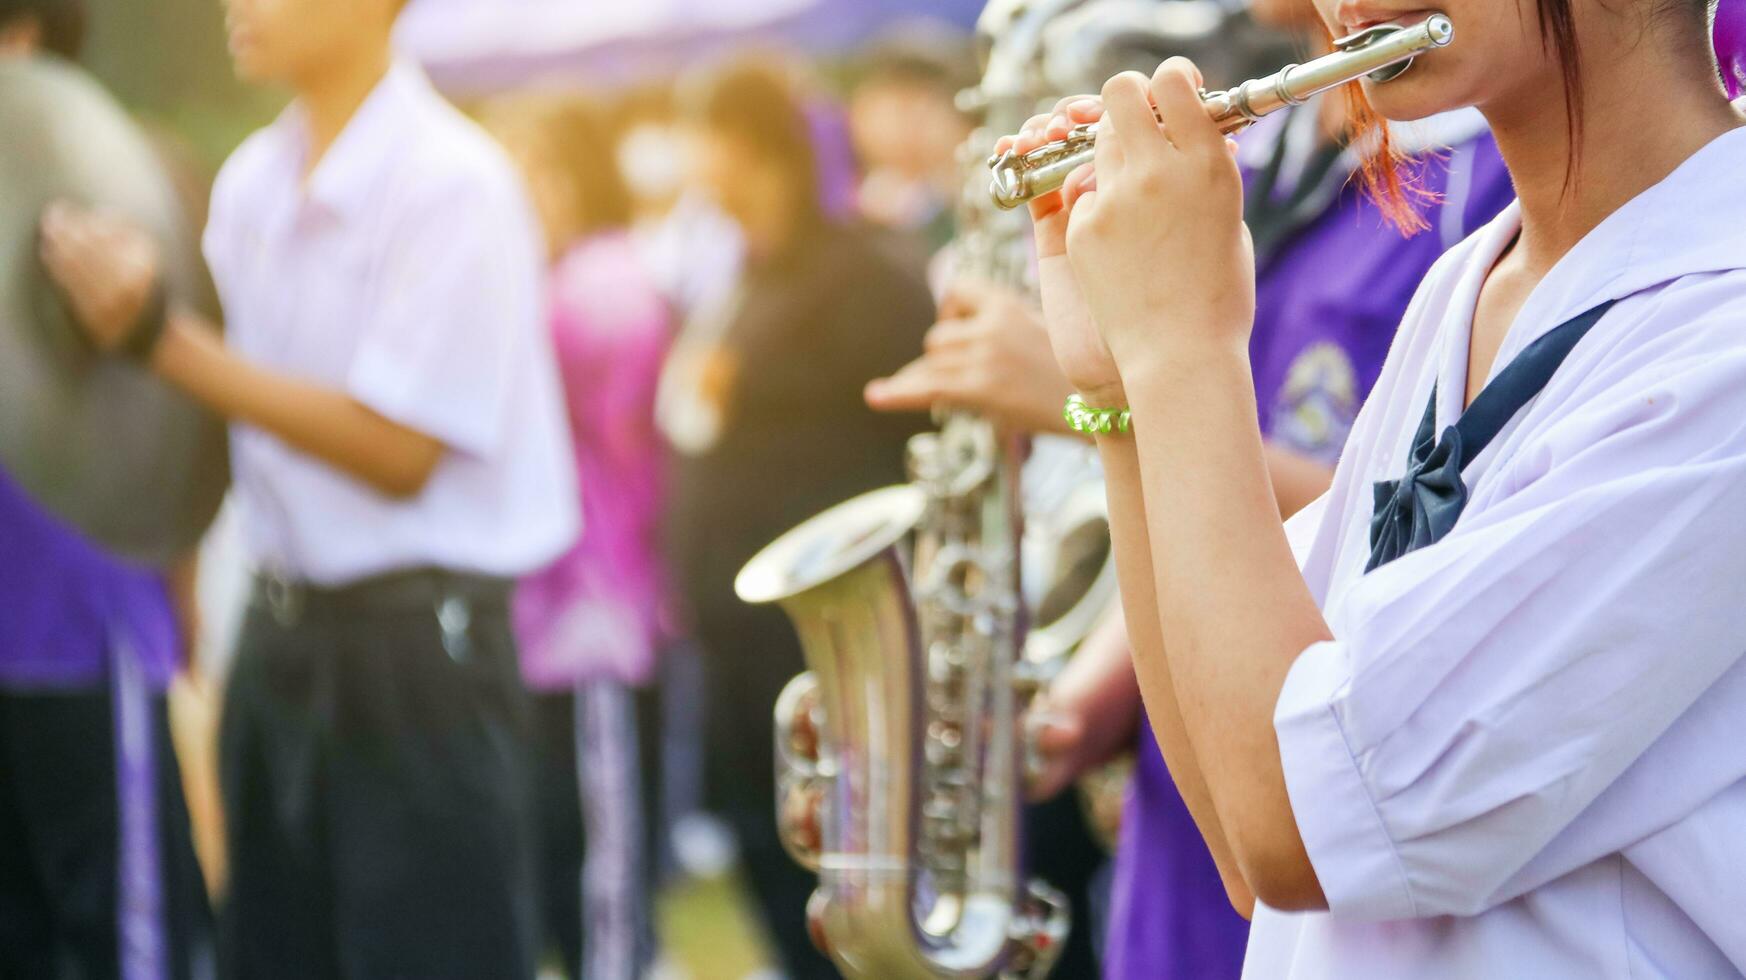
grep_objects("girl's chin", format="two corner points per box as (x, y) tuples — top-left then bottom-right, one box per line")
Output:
(1358, 76), (1462, 125)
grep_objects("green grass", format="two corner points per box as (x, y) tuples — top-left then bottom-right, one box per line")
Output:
(658, 872), (778, 980)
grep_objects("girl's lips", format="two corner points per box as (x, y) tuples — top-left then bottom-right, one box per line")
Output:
(1335, 6), (1437, 33)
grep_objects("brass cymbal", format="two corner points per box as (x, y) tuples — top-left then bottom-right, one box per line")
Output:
(0, 56), (228, 565)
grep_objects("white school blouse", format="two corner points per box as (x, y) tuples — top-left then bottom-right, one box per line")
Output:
(203, 62), (579, 584)
(1246, 127), (1746, 978)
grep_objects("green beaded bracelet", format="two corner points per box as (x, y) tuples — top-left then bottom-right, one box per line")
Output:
(1063, 392), (1131, 435)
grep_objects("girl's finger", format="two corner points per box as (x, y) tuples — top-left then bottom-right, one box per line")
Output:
(1053, 94), (1102, 122)
(1061, 161), (1098, 213)
(1099, 71), (1168, 166)
(1092, 95), (1127, 183)
(1012, 112), (1058, 155)
(1025, 188), (1068, 226)
(1150, 57), (1222, 157)
(1151, 55), (1203, 95)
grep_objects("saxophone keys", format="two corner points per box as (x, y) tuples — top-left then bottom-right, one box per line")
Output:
(781, 780), (825, 857)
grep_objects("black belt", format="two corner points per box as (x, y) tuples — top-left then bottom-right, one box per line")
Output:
(251, 566), (512, 627)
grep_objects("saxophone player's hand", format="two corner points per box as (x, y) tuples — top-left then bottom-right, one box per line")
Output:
(993, 99), (1127, 407)
(864, 279), (1075, 434)
(1064, 60), (1256, 379)
(1024, 607), (1142, 802)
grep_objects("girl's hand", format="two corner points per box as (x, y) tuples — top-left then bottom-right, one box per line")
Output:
(1064, 59), (1255, 379)
(990, 95), (1104, 260)
(992, 97), (1126, 405)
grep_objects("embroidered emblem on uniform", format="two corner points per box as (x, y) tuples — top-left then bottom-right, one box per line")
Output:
(1274, 341), (1359, 461)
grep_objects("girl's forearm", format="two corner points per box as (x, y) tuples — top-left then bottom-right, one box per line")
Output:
(1124, 342), (1331, 910)
(1096, 432), (1256, 916)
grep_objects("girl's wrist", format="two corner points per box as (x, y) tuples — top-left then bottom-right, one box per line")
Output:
(1118, 332), (1250, 401)
(1073, 381), (1128, 408)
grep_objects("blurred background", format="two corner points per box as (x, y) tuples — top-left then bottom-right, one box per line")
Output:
(80, 5), (981, 977)
(3, 0), (1294, 977)
(70, 3), (983, 976)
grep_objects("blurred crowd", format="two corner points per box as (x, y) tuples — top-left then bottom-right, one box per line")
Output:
(0, 1), (1014, 978)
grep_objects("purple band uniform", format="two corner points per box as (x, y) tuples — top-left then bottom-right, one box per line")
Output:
(0, 466), (184, 979)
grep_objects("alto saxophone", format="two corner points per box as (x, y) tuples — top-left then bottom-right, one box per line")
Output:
(735, 2), (1115, 976)
(987, 12), (1454, 208)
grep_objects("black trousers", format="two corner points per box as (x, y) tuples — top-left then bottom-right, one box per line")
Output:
(218, 580), (537, 980)
(0, 688), (212, 980)
(699, 604), (1106, 979)
(1023, 790), (1107, 980)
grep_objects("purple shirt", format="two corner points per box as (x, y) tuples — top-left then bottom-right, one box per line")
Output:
(1718, 0), (1745, 99)
(513, 233), (674, 689)
(1104, 107), (1516, 980)
(0, 466), (179, 691)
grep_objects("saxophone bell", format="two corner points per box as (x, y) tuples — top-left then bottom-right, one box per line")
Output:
(739, 484), (1069, 977)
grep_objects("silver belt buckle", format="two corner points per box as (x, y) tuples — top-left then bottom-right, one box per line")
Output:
(436, 594), (472, 663)
(263, 571), (302, 627)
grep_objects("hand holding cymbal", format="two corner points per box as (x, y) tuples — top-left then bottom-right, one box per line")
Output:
(39, 201), (167, 359)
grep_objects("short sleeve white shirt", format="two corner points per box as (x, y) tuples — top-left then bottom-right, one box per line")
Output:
(1247, 127), (1746, 977)
(203, 61), (578, 584)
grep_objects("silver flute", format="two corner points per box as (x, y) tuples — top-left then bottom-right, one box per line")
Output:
(987, 12), (1453, 209)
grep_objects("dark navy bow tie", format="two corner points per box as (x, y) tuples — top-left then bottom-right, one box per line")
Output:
(1366, 398), (1467, 572)
(1366, 300), (1616, 572)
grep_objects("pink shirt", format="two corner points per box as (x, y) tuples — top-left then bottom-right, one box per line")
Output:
(514, 234), (673, 688)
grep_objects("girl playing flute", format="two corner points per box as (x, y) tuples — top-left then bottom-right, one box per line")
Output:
(1003, 0), (1746, 972)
